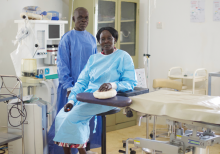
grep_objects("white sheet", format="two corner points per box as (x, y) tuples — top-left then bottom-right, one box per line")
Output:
(130, 90), (220, 124)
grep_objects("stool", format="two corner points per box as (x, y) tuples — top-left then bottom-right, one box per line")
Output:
(97, 108), (121, 154)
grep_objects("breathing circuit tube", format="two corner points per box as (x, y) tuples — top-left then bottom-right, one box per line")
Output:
(47, 80), (57, 113)
(40, 80), (51, 130)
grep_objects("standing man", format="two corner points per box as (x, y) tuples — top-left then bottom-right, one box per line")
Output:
(57, 7), (97, 111)
(48, 7), (97, 154)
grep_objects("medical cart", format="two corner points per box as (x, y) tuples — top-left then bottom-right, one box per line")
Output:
(0, 75), (25, 154)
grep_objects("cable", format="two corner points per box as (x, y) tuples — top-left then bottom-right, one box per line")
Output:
(0, 149), (5, 154)
(8, 104), (27, 127)
(25, 18), (40, 58)
(0, 144), (7, 154)
(0, 77), (27, 127)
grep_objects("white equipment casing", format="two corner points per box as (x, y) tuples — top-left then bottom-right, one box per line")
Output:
(7, 102), (47, 154)
(14, 20), (67, 59)
(14, 20), (67, 74)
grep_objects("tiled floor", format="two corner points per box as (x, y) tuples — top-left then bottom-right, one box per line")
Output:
(91, 123), (220, 154)
(1, 124), (220, 154)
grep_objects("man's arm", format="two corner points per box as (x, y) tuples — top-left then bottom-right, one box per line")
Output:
(57, 39), (74, 92)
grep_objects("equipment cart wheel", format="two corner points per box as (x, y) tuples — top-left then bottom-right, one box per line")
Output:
(123, 143), (126, 148)
(130, 150), (136, 154)
(150, 133), (153, 139)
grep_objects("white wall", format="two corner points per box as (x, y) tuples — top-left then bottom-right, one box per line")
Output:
(139, 0), (220, 96)
(0, 0), (69, 127)
(1, 0), (220, 127)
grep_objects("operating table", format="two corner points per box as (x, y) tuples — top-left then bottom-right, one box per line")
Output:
(125, 90), (220, 154)
(77, 89), (220, 154)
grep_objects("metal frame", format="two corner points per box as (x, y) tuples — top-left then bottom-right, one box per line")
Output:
(208, 72), (220, 96)
(125, 113), (220, 154)
(168, 67), (208, 95)
(0, 75), (25, 154)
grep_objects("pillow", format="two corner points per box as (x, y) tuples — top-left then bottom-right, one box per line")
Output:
(93, 89), (117, 99)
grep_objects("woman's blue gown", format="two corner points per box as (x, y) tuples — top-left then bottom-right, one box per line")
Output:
(54, 49), (137, 144)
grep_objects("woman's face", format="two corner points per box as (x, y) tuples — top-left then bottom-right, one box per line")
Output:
(99, 30), (115, 52)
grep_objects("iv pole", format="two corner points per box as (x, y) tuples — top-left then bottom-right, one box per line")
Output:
(69, 0), (75, 31)
(144, 0), (151, 90)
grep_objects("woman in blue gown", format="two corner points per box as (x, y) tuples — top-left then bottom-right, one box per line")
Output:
(54, 27), (137, 154)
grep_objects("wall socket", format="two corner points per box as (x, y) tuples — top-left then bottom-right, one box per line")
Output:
(157, 22), (163, 29)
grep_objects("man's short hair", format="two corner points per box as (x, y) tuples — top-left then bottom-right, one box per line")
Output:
(73, 7), (88, 16)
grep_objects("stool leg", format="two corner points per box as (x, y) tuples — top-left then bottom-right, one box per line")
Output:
(101, 115), (106, 154)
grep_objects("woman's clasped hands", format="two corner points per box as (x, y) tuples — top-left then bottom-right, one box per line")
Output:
(64, 83), (112, 112)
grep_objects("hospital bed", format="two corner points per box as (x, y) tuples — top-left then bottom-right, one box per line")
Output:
(77, 88), (220, 154)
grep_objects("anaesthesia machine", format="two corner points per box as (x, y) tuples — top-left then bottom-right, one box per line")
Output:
(9, 19), (68, 154)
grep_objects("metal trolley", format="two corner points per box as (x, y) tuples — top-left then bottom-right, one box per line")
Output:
(0, 75), (25, 154)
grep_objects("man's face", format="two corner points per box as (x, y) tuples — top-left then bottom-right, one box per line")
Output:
(73, 9), (89, 31)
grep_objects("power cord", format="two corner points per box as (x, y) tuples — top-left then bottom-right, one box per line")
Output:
(0, 144), (7, 154)
(8, 104), (27, 127)
(0, 77), (27, 127)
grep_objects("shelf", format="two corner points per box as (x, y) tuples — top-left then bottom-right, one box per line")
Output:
(0, 132), (22, 146)
(120, 42), (135, 45)
(121, 20), (135, 22)
(168, 75), (207, 82)
(98, 21), (115, 24)
(14, 20), (68, 24)
(0, 95), (17, 102)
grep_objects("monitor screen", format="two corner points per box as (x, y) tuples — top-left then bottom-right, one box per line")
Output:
(49, 25), (60, 39)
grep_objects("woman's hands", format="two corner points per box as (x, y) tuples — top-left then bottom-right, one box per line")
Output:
(64, 103), (73, 112)
(99, 83), (112, 92)
(64, 83), (112, 112)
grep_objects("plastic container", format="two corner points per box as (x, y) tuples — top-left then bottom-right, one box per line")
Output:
(22, 6), (42, 15)
(42, 13), (52, 20)
(47, 11), (59, 20)
(21, 59), (37, 77)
